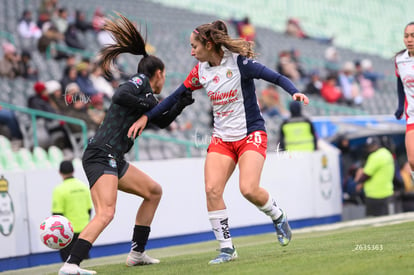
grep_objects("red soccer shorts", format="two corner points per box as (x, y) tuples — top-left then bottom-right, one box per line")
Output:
(207, 130), (267, 163)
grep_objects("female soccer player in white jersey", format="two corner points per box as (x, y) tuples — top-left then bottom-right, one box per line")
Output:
(395, 22), (414, 183)
(129, 20), (309, 264)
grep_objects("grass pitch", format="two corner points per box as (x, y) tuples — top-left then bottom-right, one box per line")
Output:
(5, 215), (414, 275)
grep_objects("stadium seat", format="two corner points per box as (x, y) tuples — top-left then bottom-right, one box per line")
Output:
(0, 148), (20, 171)
(15, 148), (37, 170)
(48, 145), (64, 167)
(32, 146), (52, 168)
(0, 135), (12, 151)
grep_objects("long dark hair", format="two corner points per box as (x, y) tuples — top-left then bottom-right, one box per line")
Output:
(395, 22), (414, 58)
(99, 12), (164, 78)
(194, 20), (255, 58)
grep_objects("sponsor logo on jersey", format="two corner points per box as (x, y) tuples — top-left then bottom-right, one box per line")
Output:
(129, 76), (143, 88)
(207, 89), (238, 105)
(213, 75), (220, 84)
(403, 75), (414, 88)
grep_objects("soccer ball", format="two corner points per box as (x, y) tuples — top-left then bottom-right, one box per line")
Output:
(39, 215), (74, 249)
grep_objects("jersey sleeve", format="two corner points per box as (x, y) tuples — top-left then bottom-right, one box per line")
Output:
(112, 75), (158, 110)
(395, 58), (400, 78)
(183, 64), (203, 90)
(237, 55), (299, 96)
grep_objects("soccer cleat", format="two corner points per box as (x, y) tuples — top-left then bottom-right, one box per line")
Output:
(208, 246), (238, 265)
(274, 210), (292, 246)
(126, 250), (160, 266)
(58, 263), (96, 275)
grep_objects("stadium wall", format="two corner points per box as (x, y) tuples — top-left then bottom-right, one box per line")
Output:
(0, 142), (341, 271)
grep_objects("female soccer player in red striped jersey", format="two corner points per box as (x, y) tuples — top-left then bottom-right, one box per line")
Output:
(395, 22), (414, 184)
(129, 20), (309, 265)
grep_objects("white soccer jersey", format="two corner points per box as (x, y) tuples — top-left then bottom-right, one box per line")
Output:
(395, 50), (414, 124)
(184, 49), (264, 141)
(146, 48), (299, 141)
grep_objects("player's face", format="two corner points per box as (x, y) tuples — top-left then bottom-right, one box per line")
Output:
(404, 25), (414, 54)
(152, 69), (165, 94)
(190, 33), (209, 62)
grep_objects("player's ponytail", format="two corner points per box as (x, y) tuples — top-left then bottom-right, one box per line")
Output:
(99, 12), (164, 79)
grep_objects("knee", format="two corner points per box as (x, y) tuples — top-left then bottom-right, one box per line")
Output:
(205, 183), (222, 200)
(240, 184), (258, 201)
(149, 183), (162, 202)
(97, 208), (115, 227)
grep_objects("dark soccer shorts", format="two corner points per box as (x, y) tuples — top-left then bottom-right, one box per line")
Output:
(82, 146), (129, 188)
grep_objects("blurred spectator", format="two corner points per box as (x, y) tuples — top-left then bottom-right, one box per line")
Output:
(324, 46), (340, 77)
(17, 10), (42, 50)
(61, 65), (78, 91)
(37, 0), (59, 28)
(354, 60), (375, 100)
(37, 23), (68, 60)
(338, 61), (363, 106)
(360, 59), (384, 89)
(75, 61), (99, 96)
(18, 50), (39, 81)
(0, 42), (22, 78)
(28, 81), (71, 149)
(0, 106), (23, 142)
(52, 7), (69, 34)
(320, 74), (342, 103)
(355, 136), (395, 216)
(278, 101), (317, 152)
(229, 16), (256, 43)
(89, 62), (114, 98)
(62, 82), (100, 133)
(87, 93), (106, 127)
(285, 18), (333, 45)
(91, 8), (105, 32)
(258, 84), (288, 118)
(74, 10), (93, 33)
(46, 80), (67, 113)
(64, 23), (86, 50)
(303, 69), (322, 95)
(276, 50), (301, 83)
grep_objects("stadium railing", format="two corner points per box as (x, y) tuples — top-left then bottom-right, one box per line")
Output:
(0, 101), (88, 153)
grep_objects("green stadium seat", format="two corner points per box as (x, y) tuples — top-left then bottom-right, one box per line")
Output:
(0, 149), (20, 171)
(48, 145), (64, 167)
(32, 146), (52, 169)
(15, 148), (36, 170)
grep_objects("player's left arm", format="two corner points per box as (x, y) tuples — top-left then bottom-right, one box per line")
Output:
(238, 56), (309, 104)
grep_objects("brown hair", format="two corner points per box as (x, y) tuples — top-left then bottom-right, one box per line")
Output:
(99, 12), (164, 78)
(193, 20), (255, 58)
(395, 21), (414, 58)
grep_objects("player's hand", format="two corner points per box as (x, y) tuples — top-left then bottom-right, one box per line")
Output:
(128, 115), (148, 139)
(178, 89), (195, 107)
(292, 93), (309, 105)
(394, 108), (404, 120)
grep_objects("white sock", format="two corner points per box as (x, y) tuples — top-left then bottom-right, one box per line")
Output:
(208, 209), (233, 249)
(258, 195), (283, 221)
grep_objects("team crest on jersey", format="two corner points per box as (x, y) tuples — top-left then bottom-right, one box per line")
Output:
(191, 77), (200, 86)
(129, 76), (143, 88)
(213, 75), (220, 84)
(109, 158), (117, 168)
(226, 69), (232, 79)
